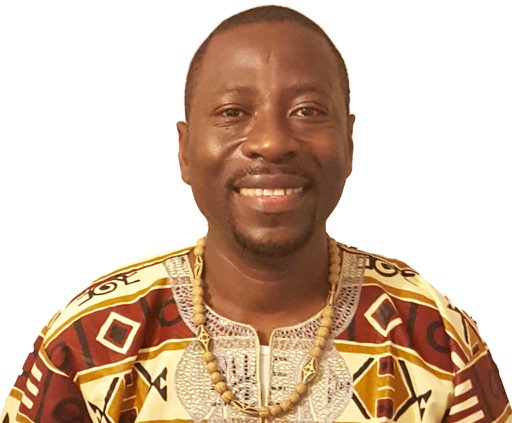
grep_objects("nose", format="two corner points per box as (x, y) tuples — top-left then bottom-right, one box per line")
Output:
(241, 111), (297, 162)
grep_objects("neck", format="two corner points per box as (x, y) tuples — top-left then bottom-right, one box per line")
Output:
(191, 230), (331, 344)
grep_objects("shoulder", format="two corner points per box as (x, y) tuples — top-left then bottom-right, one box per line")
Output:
(341, 243), (418, 280)
(341, 243), (451, 311)
(41, 246), (195, 374)
(50, 246), (192, 329)
(340, 243), (483, 360)
(336, 244), (511, 423)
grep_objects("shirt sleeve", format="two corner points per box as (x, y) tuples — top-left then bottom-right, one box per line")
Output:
(444, 309), (511, 422)
(0, 316), (92, 423)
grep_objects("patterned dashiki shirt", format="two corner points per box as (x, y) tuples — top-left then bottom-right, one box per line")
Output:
(1, 244), (510, 422)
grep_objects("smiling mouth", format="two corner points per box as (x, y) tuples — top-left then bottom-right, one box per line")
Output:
(238, 187), (303, 197)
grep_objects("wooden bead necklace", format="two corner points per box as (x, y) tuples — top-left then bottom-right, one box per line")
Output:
(191, 236), (341, 419)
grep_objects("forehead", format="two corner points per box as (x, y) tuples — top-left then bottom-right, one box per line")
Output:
(194, 21), (341, 99)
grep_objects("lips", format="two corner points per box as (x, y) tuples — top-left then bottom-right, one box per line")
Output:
(239, 187), (303, 197)
(231, 173), (311, 214)
(232, 173), (309, 191)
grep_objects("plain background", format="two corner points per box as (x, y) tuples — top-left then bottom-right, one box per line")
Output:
(1, 0), (510, 405)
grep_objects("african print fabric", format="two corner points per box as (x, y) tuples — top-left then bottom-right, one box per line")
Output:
(1, 244), (510, 422)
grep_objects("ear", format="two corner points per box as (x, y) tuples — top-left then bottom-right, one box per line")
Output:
(177, 121), (191, 185)
(345, 114), (355, 175)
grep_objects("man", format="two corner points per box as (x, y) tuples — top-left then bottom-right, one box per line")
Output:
(1, 5), (510, 423)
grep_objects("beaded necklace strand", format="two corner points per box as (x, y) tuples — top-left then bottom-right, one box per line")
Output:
(191, 236), (341, 419)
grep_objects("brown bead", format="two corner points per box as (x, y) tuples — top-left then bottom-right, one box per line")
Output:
(221, 390), (234, 403)
(193, 304), (205, 315)
(328, 273), (340, 284)
(314, 336), (327, 349)
(269, 404), (283, 416)
(192, 286), (204, 296)
(202, 351), (215, 363)
(320, 316), (333, 328)
(322, 306), (334, 318)
(329, 263), (341, 274)
(193, 314), (206, 325)
(206, 361), (219, 373)
(210, 371), (223, 384)
(296, 382), (307, 395)
(280, 399), (292, 412)
(310, 346), (323, 358)
(214, 381), (227, 394)
(317, 327), (329, 338)
(290, 391), (301, 404)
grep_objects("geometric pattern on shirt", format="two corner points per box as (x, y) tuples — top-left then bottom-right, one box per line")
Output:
(364, 293), (402, 337)
(352, 355), (432, 420)
(87, 377), (120, 423)
(3, 246), (511, 423)
(96, 311), (141, 354)
(133, 362), (168, 401)
(448, 378), (484, 422)
(450, 350), (511, 422)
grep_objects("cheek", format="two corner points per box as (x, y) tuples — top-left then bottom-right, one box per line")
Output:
(187, 135), (225, 177)
(318, 141), (352, 202)
(188, 123), (243, 163)
(185, 135), (237, 221)
(189, 172), (230, 225)
(318, 136), (352, 173)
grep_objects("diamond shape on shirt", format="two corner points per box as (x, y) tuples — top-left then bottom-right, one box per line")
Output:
(364, 294), (402, 337)
(96, 311), (141, 354)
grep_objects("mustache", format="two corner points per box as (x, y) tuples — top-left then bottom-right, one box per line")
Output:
(225, 165), (316, 188)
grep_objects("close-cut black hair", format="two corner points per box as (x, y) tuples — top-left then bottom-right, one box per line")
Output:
(184, 5), (350, 119)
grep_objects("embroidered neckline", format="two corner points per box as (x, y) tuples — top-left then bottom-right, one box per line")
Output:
(165, 244), (366, 422)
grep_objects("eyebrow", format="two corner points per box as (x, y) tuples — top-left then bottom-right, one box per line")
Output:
(214, 82), (331, 98)
(287, 82), (331, 97)
(215, 85), (258, 96)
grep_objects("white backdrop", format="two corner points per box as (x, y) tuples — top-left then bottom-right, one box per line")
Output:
(1, 0), (510, 405)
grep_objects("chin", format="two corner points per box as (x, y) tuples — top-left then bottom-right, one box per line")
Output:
(232, 225), (315, 258)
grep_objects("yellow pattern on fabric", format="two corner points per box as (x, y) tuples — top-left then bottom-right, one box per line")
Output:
(334, 341), (453, 381)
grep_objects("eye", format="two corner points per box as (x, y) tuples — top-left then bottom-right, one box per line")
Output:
(218, 107), (247, 119)
(292, 106), (325, 118)
(223, 108), (242, 118)
(214, 104), (249, 126)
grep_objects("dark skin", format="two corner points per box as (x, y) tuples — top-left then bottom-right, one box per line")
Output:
(177, 22), (354, 344)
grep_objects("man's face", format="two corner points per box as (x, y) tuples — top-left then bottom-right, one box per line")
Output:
(178, 22), (354, 256)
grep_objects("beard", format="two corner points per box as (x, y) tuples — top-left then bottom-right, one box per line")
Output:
(230, 213), (316, 258)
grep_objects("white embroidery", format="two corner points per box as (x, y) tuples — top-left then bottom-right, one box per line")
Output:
(165, 248), (365, 422)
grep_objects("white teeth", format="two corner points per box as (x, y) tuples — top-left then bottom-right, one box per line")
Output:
(239, 188), (302, 197)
